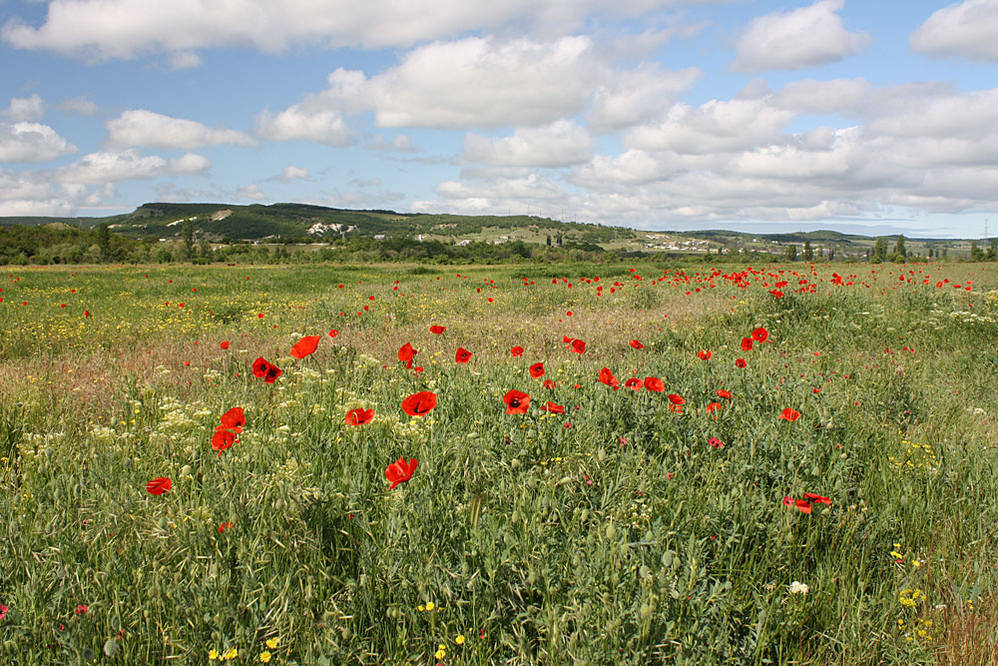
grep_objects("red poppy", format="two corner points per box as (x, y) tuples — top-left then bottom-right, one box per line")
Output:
(644, 376), (664, 392)
(570, 338), (587, 354)
(804, 492), (831, 505)
(252, 356), (270, 377)
(599, 367), (620, 390)
(290, 335), (321, 359)
(385, 457), (418, 489)
(741, 337), (754, 351)
(219, 407), (245, 431)
(217, 522), (233, 533)
(735, 358), (747, 368)
(220, 341), (230, 350)
(779, 408), (801, 422)
(668, 394), (685, 408)
(430, 325), (446, 334)
(146, 477), (171, 495)
(328, 329), (339, 338)
(562, 335), (573, 343)
(398, 342), (417, 369)
(263, 364), (283, 383)
(783, 496), (813, 514)
(697, 350), (711, 360)
(624, 377), (643, 390)
(401, 391), (437, 416)
(543, 379), (557, 389)
(629, 339), (644, 349)
(752, 327), (769, 342)
(510, 346), (524, 357)
(716, 389), (732, 400)
(540, 401), (565, 414)
(211, 428), (237, 453)
(708, 437), (724, 449)
(503, 389), (531, 414)
(529, 362), (545, 378)
(345, 408), (375, 426)
(455, 347), (473, 364)
(706, 402), (722, 416)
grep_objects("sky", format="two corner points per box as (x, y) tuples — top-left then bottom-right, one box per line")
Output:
(1, 0), (998, 238)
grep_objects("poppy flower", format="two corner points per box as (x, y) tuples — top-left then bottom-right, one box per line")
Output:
(252, 356), (270, 378)
(263, 364), (283, 383)
(599, 367), (619, 390)
(529, 362), (545, 378)
(644, 376), (664, 392)
(510, 346), (524, 357)
(668, 394), (685, 410)
(146, 477), (172, 495)
(398, 342), (417, 369)
(218, 522), (233, 533)
(708, 437), (724, 449)
(385, 457), (418, 489)
(328, 329), (339, 338)
(211, 428), (237, 453)
(716, 389), (732, 400)
(455, 347), (473, 364)
(220, 341), (230, 350)
(804, 492), (831, 505)
(290, 335), (321, 359)
(543, 379), (557, 389)
(540, 401), (565, 414)
(219, 407), (245, 431)
(735, 358), (747, 368)
(783, 496), (813, 514)
(624, 377), (643, 390)
(697, 350), (711, 360)
(430, 325), (446, 334)
(706, 402), (722, 416)
(629, 339), (645, 349)
(401, 391), (437, 416)
(345, 408), (375, 425)
(741, 338), (754, 351)
(779, 408), (801, 422)
(503, 389), (531, 415)
(752, 327), (769, 342)
(570, 338), (587, 354)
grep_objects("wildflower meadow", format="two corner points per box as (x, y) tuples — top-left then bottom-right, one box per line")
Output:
(1, 260), (997, 664)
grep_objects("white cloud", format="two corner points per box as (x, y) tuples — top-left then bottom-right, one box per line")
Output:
(462, 120), (594, 167)
(587, 64), (701, 133)
(3, 94), (45, 121)
(731, 0), (872, 72)
(772, 77), (872, 114)
(58, 95), (98, 116)
(0, 122), (77, 162)
(368, 134), (417, 152)
(1, 0), (676, 59)
(166, 50), (202, 69)
(255, 106), (353, 146)
(56, 149), (170, 183)
(911, 0), (998, 61)
(623, 98), (796, 153)
(168, 152), (211, 174)
(268, 165), (310, 182)
(106, 109), (257, 150)
(235, 183), (267, 201)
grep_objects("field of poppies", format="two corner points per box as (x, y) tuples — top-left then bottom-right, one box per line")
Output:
(1, 260), (997, 664)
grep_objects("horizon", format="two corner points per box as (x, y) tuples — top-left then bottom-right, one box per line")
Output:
(2, 1), (998, 238)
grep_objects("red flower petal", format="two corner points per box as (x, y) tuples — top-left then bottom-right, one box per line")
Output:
(503, 389), (531, 414)
(779, 408), (801, 422)
(345, 408), (375, 426)
(146, 477), (172, 495)
(290, 335), (322, 359)
(385, 457), (418, 489)
(529, 362), (545, 378)
(401, 391), (437, 416)
(430, 325), (446, 334)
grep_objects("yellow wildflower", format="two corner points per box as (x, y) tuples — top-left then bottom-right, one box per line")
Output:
(209, 649), (219, 660)
(265, 638), (279, 649)
(259, 651), (272, 663)
(455, 634), (466, 645)
(425, 601), (435, 611)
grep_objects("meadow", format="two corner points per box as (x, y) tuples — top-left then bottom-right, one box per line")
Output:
(1, 259), (997, 664)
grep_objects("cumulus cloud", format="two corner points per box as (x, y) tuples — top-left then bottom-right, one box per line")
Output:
(255, 106), (353, 146)
(166, 50), (203, 69)
(267, 165), (310, 182)
(235, 183), (267, 201)
(54, 148), (211, 183)
(58, 95), (98, 116)
(106, 109), (257, 150)
(1, 0), (675, 59)
(587, 64), (701, 133)
(911, 0), (998, 61)
(462, 120), (594, 167)
(167, 152), (212, 174)
(0, 122), (77, 162)
(731, 0), (872, 72)
(3, 94), (45, 121)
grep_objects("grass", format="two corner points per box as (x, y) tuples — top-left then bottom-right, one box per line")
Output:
(1, 260), (997, 664)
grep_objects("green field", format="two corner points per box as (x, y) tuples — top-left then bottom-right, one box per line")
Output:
(2, 260), (997, 664)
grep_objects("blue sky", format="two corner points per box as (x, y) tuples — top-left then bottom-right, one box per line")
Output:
(2, 0), (998, 238)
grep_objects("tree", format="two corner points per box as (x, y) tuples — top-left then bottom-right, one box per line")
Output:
(970, 241), (985, 261)
(987, 239), (997, 261)
(784, 244), (798, 261)
(872, 237), (888, 263)
(827, 248), (835, 261)
(803, 240), (813, 261)
(890, 235), (907, 263)
(182, 219), (194, 261)
(97, 222), (110, 261)
(546, 234), (551, 247)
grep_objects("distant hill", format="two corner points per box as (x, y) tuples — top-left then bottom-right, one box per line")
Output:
(0, 202), (985, 259)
